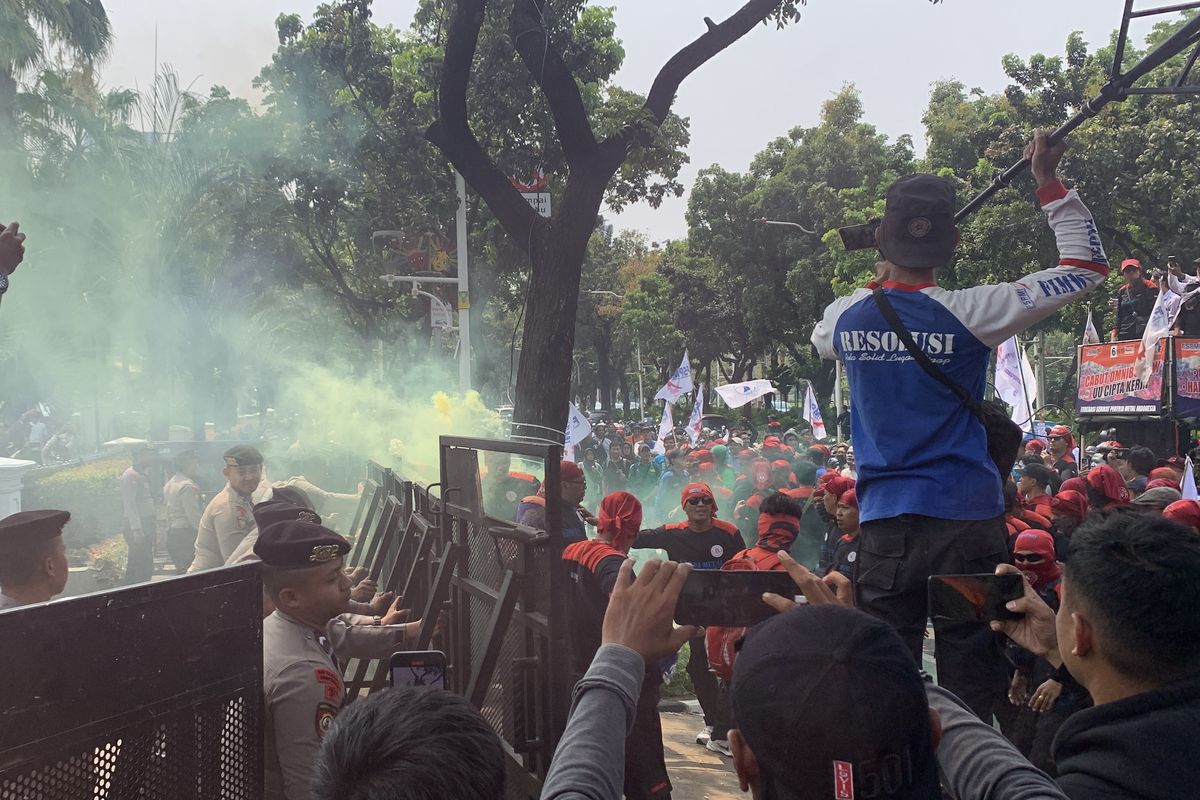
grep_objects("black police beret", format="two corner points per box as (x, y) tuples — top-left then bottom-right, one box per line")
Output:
(270, 485), (314, 510)
(253, 520), (348, 569)
(223, 444), (264, 467)
(252, 500), (321, 532)
(0, 510), (70, 550)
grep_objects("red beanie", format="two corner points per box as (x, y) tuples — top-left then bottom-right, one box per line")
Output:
(560, 461), (584, 482)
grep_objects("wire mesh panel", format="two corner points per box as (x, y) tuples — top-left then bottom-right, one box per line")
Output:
(0, 565), (263, 800)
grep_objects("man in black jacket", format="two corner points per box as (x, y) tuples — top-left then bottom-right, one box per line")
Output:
(994, 513), (1200, 799)
(1110, 259), (1156, 341)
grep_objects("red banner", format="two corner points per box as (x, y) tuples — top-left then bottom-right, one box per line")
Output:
(1077, 341), (1165, 414)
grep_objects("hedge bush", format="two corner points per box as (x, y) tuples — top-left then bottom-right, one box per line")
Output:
(23, 458), (128, 551)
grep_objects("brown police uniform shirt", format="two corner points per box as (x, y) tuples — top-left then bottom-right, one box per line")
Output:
(191, 484), (256, 571)
(263, 610), (344, 800)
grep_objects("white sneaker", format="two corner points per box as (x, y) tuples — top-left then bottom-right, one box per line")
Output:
(695, 725), (713, 745)
(706, 738), (733, 757)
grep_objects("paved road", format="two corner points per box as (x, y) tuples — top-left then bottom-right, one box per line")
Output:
(659, 708), (741, 799)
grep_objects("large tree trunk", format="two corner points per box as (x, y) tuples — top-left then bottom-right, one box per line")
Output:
(512, 199), (598, 433)
(595, 335), (613, 412)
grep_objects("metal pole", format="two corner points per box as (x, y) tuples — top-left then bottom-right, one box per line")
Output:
(636, 340), (645, 415)
(1036, 331), (1047, 421)
(955, 11), (1200, 223)
(455, 171), (472, 392)
(834, 360), (845, 442)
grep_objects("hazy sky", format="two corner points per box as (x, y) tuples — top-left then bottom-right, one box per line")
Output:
(99, 1), (1157, 241)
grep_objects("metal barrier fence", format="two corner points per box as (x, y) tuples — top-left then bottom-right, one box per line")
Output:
(0, 564), (263, 800)
(343, 438), (569, 799)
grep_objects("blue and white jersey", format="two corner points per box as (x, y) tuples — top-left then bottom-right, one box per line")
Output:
(811, 181), (1108, 523)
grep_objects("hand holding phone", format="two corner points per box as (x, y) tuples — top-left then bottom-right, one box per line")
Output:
(927, 573), (1024, 623)
(674, 569), (800, 627)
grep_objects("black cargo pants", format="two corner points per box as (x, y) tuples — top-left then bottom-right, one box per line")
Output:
(854, 514), (1011, 722)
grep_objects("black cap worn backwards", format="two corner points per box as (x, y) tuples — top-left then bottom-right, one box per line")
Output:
(731, 605), (939, 800)
(878, 174), (958, 270)
(252, 500), (321, 532)
(0, 510), (70, 551)
(223, 444), (264, 468)
(253, 519), (348, 569)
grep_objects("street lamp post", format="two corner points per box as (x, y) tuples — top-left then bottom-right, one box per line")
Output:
(755, 218), (818, 236)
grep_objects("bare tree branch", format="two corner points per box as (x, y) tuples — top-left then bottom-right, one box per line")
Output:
(509, 0), (598, 166)
(599, 0), (784, 165)
(426, 0), (545, 253)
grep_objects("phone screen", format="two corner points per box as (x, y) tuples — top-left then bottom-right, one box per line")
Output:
(837, 221), (880, 251)
(388, 651), (447, 690)
(927, 574), (1024, 623)
(674, 570), (799, 627)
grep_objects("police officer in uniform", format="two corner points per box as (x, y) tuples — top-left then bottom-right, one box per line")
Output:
(256, 519), (353, 800)
(163, 450), (203, 573)
(0, 510), (71, 609)
(251, 500), (423, 660)
(119, 444), (158, 583)
(192, 445), (263, 571)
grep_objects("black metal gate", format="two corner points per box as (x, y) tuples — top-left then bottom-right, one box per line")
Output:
(0, 564), (264, 800)
(342, 437), (570, 799)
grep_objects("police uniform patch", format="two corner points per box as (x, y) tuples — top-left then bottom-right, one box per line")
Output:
(315, 702), (338, 738)
(315, 668), (342, 702)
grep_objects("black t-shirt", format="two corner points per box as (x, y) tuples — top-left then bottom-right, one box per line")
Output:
(562, 541), (625, 675)
(1053, 458), (1078, 482)
(632, 521), (741, 570)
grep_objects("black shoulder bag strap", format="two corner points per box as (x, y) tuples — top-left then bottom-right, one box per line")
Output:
(871, 287), (983, 419)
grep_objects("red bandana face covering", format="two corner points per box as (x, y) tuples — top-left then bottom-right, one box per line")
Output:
(1012, 530), (1060, 589)
(598, 491), (642, 552)
(757, 513), (800, 551)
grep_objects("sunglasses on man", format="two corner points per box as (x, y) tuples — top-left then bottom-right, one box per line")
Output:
(685, 496), (714, 507)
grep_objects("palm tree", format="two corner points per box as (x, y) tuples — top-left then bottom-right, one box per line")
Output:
(0, 0), (113, 142)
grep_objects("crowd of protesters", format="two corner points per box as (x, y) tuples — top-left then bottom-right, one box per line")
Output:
(8, 132), (1200, 800)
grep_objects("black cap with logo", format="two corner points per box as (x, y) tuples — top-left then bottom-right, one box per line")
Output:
(878, 174), (958, 269)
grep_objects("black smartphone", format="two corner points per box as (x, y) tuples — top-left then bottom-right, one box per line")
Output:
(837, 220), (880, 251)
(674, 569), (799, 627)
(927, 573), (1024, 623)
(388, 650), (447, 690)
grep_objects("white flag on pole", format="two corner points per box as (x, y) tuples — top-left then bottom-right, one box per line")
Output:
(654, 351), (694, 403)
(803, 383), (827, 440)
(1184, 456), (1199, 501)
(994, 336), (1038, 428)
(687, 387), (705, 446)
(1134, 285), (1183, 384)
(562, 402), (592, 462)
(1083, 306), (1101, 345)
(714, 379), (776, 409)
(651, 402), (673, 455)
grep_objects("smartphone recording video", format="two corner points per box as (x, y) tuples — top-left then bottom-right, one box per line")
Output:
(927, 573), (1024, 623)
(837, 220), (881, 251)
(388, 650), (447, 690)
(674, 569), (799, 627)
